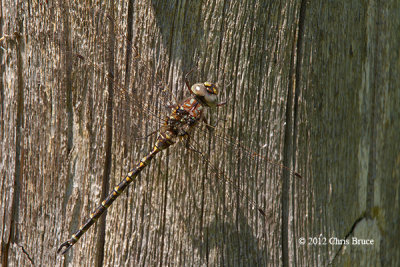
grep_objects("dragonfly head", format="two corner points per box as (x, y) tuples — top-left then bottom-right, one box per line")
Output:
(191, 82), (218, 107)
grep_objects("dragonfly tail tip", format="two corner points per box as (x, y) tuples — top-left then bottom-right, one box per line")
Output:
(57, 240), (73, 255)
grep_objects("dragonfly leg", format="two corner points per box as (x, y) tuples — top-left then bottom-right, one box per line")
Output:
(184, 135), (192, 150)
(202, 117), (220, 133)
(184, 67), (196, 94)
(185, 142), (202, 155)
(217, 101), (227, 107)
(134, 129), (158, 140)
(166, 102), (179, 109)
(185, 78), (191, 94)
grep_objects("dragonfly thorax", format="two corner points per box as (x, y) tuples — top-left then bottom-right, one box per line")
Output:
(166, 97), (204, 137)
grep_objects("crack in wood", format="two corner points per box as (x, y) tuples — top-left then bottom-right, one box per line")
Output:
(16, 243), (35, 266)
(328, 214), (366, 265)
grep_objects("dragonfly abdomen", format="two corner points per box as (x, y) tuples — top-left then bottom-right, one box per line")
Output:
(58, 141), (167, 254)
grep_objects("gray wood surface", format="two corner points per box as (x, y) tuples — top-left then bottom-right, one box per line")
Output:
(1, 0), (398, 266)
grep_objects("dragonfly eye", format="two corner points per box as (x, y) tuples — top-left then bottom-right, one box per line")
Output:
(204, 82), (218, 95)
(190, 82), (218, 107)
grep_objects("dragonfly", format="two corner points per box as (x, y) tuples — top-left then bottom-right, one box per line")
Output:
(55, 14), (302, 256)
(58, 78), (226, 254)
